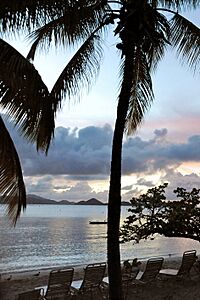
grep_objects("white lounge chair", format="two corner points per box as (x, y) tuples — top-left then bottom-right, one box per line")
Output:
(72, 262), (106, 299)
(44, 267), (74, 299)
(159, 250), (197, 279)
(135, 257), (164, 283)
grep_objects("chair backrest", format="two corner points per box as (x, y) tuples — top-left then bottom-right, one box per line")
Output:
(122, 259), (139, 281)
(80, 263), (106, 291)
(140, 257), (164, 282)
(178, 250), (197, 276)
(18, 289), (41, 300)
(45, 267), (74, 299)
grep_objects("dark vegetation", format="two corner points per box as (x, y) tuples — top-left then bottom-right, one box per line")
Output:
(120, 183), (200, 244)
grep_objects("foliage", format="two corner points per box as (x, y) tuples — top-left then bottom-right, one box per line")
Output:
(0, 38), (56, 223)
(120, 183), (200, 244)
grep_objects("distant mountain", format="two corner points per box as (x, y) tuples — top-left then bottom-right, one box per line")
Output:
(27, 194), (57, 204)
(121, 201), (131, 206)
(76, 198), (105, 205)
(27, 195), (104, 205)
(0, 194), (130, 206)
(59, 200), (75, 205)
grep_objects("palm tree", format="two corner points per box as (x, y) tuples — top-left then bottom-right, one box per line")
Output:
(1, 1), (200, 299)
(0, 38), (55, 224)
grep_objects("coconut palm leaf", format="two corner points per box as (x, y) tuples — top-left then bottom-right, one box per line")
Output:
(124, 47), (154, 134)
(0, 0), (66, 33)
(0, 115), (26, 224)
(170, 13), (200, 70)
(0, 0), (109, 35)
(50, 32), (103, 106)
(142, 9), (170, 71)
(26, 1), (108, 61)
(0, 38), (55, 152)
(157, 0), (200, 10)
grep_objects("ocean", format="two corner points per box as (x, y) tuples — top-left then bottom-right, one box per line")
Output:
(1, 204), (200, 274)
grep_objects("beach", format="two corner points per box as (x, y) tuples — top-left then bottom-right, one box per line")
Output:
(0, 266), (84, 300)
(1, 206), (200, 299)
(2, 204), (200, 276)
(1, 256), (200, 300)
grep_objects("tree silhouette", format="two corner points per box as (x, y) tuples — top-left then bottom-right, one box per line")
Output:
(120, 183), (200, 244)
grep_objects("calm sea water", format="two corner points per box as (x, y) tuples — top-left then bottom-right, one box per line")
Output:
(1, 204), (200, 274)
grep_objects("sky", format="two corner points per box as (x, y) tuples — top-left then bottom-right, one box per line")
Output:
(4, 7), (200, 203)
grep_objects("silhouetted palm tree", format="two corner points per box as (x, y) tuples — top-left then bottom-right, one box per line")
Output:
(1, 1), (200, 299)
(0, 38), (55, 223)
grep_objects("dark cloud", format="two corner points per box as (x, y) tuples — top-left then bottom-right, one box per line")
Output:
(7, 122), (112, 177)
(136, 178), (154, 187)
(5, 118), (200, 181)
(123, 130), (200, 174)
(122, 185), (133, 190)
(68, 175), (109, 181)
(154, 128), (168, 138)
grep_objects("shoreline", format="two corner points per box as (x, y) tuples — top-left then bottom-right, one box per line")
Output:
(0, 255), (184, 281)
(1, 256), (195, 300)
(0, 252), (184, 276)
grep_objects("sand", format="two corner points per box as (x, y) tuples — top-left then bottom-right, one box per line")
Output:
(1, 257), (200, 300)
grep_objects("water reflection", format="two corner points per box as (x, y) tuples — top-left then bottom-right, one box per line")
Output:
(1, 205), (200, 273)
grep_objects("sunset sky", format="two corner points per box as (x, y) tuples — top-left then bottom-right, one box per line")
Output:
(5, 7), (200, 203)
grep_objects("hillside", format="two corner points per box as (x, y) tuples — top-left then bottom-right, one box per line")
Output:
(27, 194), (57, 205)
(27, 195), (105, 205)
(0, 194), (130, 206)
(76, 198), (105, 205)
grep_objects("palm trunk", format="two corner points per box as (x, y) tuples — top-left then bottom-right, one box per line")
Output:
(107, 49), (134, 300)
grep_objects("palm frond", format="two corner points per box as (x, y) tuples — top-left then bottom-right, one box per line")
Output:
(0, 0), (67, 33)
(27, 1), (109, 61)
(0, 38), (55, 153)
(27, 16), (66, 61)
(0, 115), (26, 225)
(124, 47), (154, 134)
(157, 0), (200, 10)
(143, 9), (170, 71)
(170, 13), (200, 70)
(50, 33), (103, 107)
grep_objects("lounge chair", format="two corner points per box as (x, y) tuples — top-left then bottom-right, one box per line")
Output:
(17, 289), (43, 300)
(135, 257), (164, 283)
(122, 258), (141, 280)
(121, 260), (140, 299)
(159, 250), (197, 279)
(44, 267), (74, 299)
(72, 262), (106, 299)
(100, 260), (140, 300)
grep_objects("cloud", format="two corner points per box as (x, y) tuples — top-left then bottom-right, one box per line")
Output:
(136, 178), (154, 187)
(122, 185), (133, 190)
(26, 176), (109, 201)
(161, 170), (200, 200)
(154, 128), (168, 139)
(123, 130), (200, 174)
(7, 122), (112, 177)
(122, 187), (143, 200)
(6, 118), (200, 178)
(4, 116), (200, 201)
